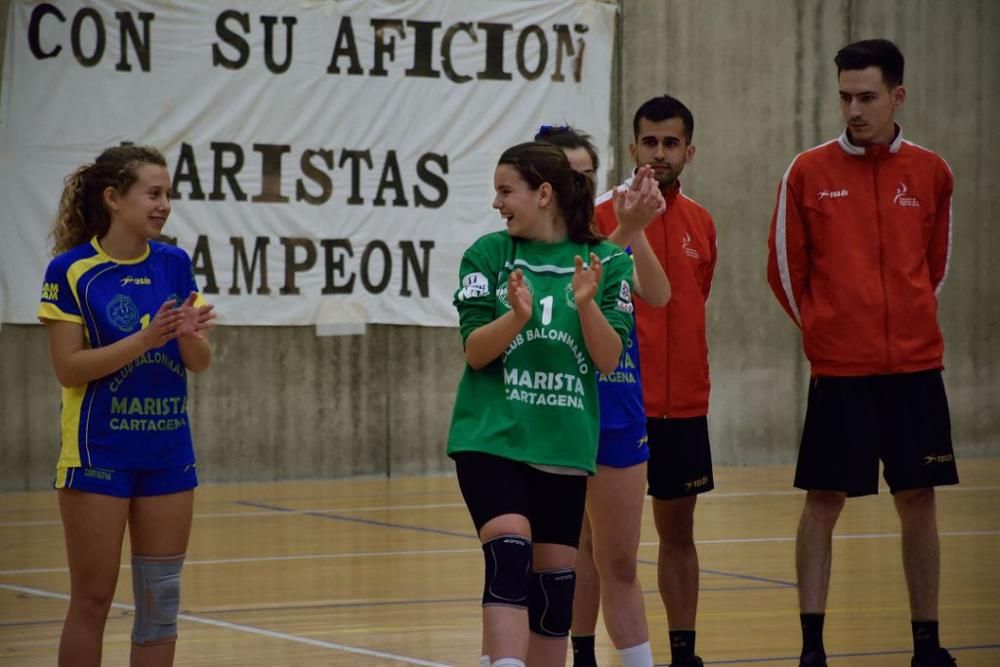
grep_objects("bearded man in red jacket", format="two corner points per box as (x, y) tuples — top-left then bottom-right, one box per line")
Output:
(595, 95), (718, 667)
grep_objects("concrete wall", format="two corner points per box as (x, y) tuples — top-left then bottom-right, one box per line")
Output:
(613, 0), (1000, 466)
(2, 0), (997, 490)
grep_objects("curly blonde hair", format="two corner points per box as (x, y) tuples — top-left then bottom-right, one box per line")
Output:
(51, 145), (167, 255)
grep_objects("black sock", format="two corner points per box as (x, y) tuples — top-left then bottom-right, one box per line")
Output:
(571, 634), (598, 667)
(669, 630), (696, 664)
(912, 620), (941, 657)
(800, 613), (826, 657)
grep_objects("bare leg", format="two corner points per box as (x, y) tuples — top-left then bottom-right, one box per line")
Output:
(795, 491), (846, 613)
(128, 490), (194, 667)
(652, 496), (699, 630)
(894, 488), (940, 620)
(588, 463), (649, 649)
(58, 489), (130, 667)
(481, 622), (489, 665)
(571, 510), (601, 636)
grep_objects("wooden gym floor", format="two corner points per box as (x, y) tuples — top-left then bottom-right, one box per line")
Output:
(2, 460), (998, 666)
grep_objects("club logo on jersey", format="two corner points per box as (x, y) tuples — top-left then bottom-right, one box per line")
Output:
(496, 275), (534, 309)
(41, 282), (59, 301)
(893, 181), (921, 208)
(681, 233), (701, 260)
(816, 188), (849, 200)
(121, 276), (152, 286)
(106, 294), (140, 332)
(564, 283), (578, 310)
(457, 272), (490, 301)
(615, 280), (634, 313)
(618, 280), (632, 301)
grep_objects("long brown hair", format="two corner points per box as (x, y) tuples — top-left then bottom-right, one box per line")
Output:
(497, 142), (601, 245)
(51, 145), (167, 255)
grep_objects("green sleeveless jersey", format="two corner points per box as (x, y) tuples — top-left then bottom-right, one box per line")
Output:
(447, 231), (635, 473)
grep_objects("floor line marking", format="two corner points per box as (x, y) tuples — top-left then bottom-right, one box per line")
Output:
(638, 529), (1000, 548)
(234, 500), (476, 539)
(636, 559), (796, 588)
(3, 530), (998, 577)
(685, 643), (1000, 665)
(0, 582), (452, 666)
(3, 482), (998, 527)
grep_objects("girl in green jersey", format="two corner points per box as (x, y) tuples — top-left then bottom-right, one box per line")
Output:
(448, 142), (635, 667)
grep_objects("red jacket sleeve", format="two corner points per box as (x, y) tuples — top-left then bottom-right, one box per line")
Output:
(927, 159), (953, 296)
(701, 214), (718, 302)
(766, 160), (809, 327)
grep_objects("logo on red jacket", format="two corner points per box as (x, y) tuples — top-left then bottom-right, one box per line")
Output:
(816, 189), (849, 200)
(893, 182), (921, 208)
(681, 233), (700, 259)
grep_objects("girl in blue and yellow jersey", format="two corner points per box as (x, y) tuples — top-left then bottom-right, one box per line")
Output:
(37, 146), (215, 667)
(536, 126), (669, 667)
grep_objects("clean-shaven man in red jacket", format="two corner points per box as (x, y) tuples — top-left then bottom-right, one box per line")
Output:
(767, 39), (958, 667)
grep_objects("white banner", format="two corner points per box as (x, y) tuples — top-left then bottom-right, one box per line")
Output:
(0, 0), (616, 327)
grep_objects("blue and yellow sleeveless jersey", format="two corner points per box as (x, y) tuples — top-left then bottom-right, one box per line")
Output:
(37, 237), (203, 473)
(597, 322), (645, 429)
(597, 246), (645, 430)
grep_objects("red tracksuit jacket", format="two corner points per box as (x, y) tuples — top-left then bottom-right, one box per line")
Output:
(767, 126), (953, 376)
(596, 180), (717, 418)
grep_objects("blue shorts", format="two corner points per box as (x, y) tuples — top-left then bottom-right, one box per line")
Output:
(54, 464), (198, 498)
(596, 421), (650, 468)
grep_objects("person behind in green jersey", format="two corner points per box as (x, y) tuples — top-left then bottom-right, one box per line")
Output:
(448, 142), (636, 667)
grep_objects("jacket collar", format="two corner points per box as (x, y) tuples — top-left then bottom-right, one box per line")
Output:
(837, 123), (904, 156)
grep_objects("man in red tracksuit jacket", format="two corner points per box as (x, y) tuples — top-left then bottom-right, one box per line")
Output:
(595, 95), (717, 667)
(767, 39), (958, 667)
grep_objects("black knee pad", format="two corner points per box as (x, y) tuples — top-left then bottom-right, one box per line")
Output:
(482, 534), (532, 608)
(528, 568), (575, 637)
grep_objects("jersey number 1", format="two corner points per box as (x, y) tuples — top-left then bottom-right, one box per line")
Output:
(539, 295), (553, 326)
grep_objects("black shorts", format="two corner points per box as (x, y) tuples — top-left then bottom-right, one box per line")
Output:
(795, 370), (959, 497)
(646, 416), (715, 500)
(452, 451), (587, 547)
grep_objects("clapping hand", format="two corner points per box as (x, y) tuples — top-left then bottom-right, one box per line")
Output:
(507, 269), (533, 323)
(612, 165), (666, 234)
(175, 292), (217, 340)
(572, 253), (603, 307)
(140, 299), (183, 349)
